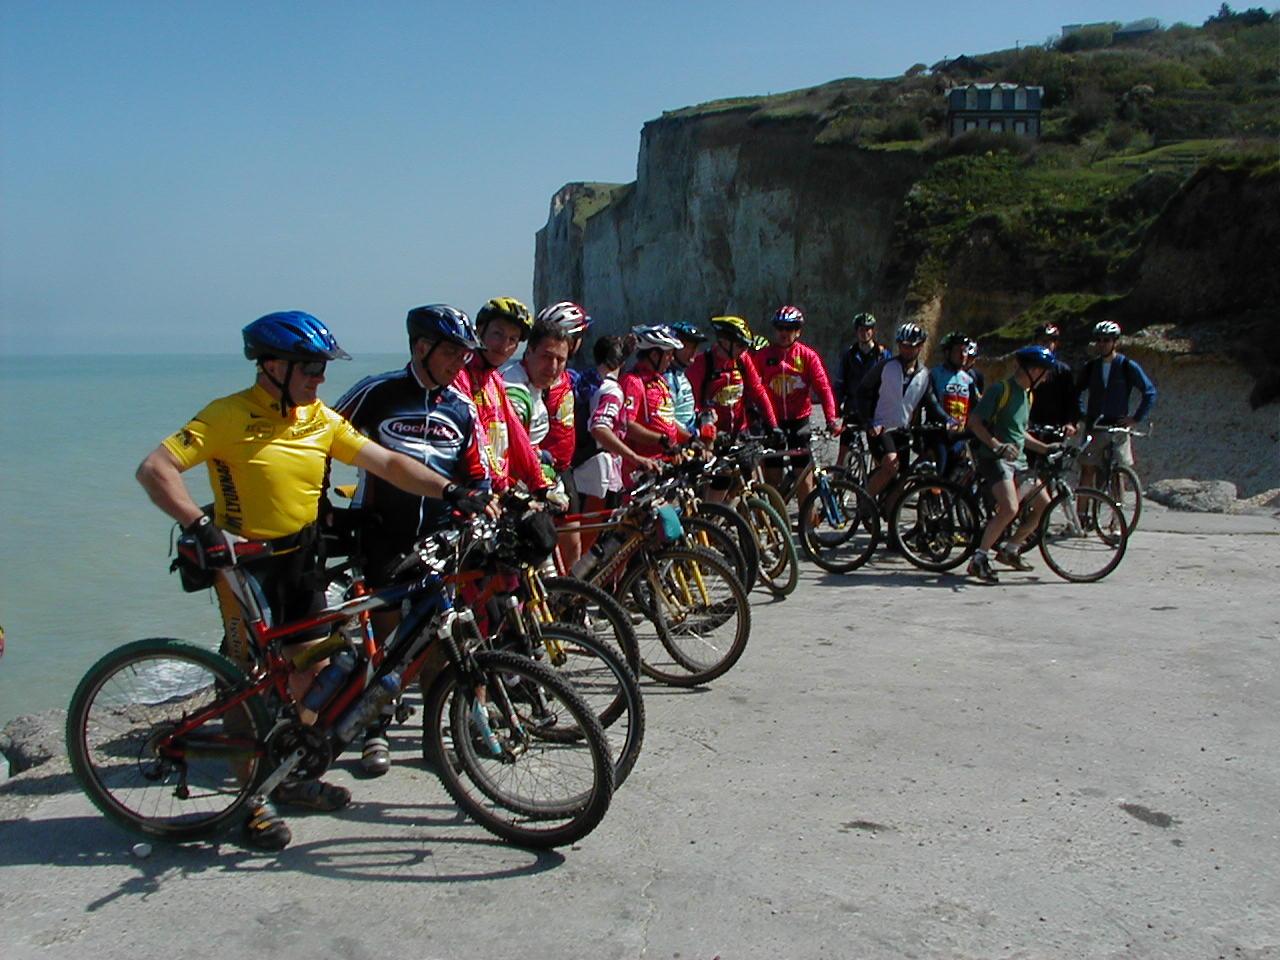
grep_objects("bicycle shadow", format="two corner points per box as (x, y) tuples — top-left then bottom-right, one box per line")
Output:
(0, 800), (565, 912)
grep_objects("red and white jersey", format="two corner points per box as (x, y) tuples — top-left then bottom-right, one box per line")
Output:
(753, 341), (838, 423)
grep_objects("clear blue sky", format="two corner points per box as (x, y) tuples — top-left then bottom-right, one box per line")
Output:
(0, 0), (1223, 355)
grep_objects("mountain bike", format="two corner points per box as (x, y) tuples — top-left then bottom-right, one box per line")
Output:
(556, 474), (752, 687)
(66, 515), (614, 849)
(891, 440), (1131, 582)
(704, 437), (799, 597)
(1088, 422), (1146, 532)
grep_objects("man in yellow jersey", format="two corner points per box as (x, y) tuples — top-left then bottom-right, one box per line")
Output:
(136, 311), (486, 851)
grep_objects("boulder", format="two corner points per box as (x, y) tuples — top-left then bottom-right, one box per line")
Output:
(0, 709), (67, 775)
(1147, 478), (1237, 513)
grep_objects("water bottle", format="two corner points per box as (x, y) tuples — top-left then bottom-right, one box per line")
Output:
(570, 535), (612, 579)
(300, 649), (356, 712)
(335, 669), (402, 742)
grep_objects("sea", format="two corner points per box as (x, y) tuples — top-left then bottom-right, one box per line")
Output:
(0, 353), (407, 759)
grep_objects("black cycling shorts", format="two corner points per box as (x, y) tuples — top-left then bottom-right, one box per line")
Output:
(868, 428), (911, 460)
(763, 418), (813, 466)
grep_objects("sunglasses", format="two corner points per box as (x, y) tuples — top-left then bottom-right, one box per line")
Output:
(298, 360), (328, 377)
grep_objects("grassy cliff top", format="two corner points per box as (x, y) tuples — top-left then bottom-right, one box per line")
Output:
(655, 12), (1278, 149)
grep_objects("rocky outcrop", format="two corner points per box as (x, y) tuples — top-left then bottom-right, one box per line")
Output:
(534, 110), (928, 360)
(1, 709), (66, 775)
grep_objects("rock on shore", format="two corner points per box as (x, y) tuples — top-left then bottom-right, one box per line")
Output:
(0, 709), (67, 776)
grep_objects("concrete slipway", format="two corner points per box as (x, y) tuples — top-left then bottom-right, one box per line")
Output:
(2, 503), (1277, 960)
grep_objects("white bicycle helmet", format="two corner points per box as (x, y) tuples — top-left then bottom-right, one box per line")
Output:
(632, 324), (683, 351)
(1092, 320), (1122, 339)
(536, 300), (591, 336)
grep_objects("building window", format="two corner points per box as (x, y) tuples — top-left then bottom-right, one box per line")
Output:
(990, 120), (1003, 133)
(965, 120), (978, 131)
(1015, 120), (1027, 135)
(966, 87), (978, 110)
(1014, 87), (1027, 110)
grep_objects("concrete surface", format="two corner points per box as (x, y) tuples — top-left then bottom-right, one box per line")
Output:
(2, 502), (1278, 960)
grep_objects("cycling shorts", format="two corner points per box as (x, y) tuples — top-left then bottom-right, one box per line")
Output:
(1079, 431), (1134, 469)
(215, 543), (328, 667)
(869, 428), (911, 460)
(763, 418), (812, 466)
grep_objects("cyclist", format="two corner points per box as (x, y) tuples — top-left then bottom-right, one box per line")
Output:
(926, 332), (980, 477)
(333, 304), (491, 776)
(533, 301), (589, 468)
(503, 313), (582, 566)
(572, 335), (662, 543)
(856, 322), (946, 500)
(136, 311), (473, 850)
(685, 315), (779, 439)
(620, 324), (688, 487)
(539, 299), (591, 391)
(965, 345), (1063, 583)
(1028, 323), (1079, 438)
(666, 320), (707, 436)
(835, 311), (890, 468)
(456, 297), (549, 495)
(1076, 320), (1157, 491)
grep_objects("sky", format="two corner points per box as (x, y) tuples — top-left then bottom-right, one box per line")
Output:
(0, 0), (1229, 355)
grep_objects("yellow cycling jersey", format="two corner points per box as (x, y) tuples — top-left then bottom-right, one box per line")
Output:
(161, 383), (369, 540)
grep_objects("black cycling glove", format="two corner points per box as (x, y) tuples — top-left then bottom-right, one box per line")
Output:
(184, 514), (233, 569)
(443, 483), (492, 517)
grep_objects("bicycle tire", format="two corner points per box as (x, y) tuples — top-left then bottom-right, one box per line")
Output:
(1038, 487), (1129, 582)
(755, 481), (791, 526)
(526, 623), (645, 788)
(740, 495), (799, 597)
(888, 477), (981, 573)
(540, 575), (641, 676)
(681, 515), (749, 590)
(1107, 463), (1143, 533)
(422, 650), (614, 848)
(695, 499), (760, 590)
(618, 545), (752, 687)
(798, 476), (880, 573)
(66, 638), (270, 841)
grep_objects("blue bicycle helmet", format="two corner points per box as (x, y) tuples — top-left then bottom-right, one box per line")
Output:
(242, 311), (351, 362)
(407, 304), (481, 350)
(1015, 344), (1056, 369)
(668, 320), (707, 343)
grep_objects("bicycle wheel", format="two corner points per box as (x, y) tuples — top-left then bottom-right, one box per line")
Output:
(843, 438), (871, 488)
(888, 477), (980, 572)
(618, 546), (752, 686)
(695, 499), (760, 590)
(740, 495), (799, 596)
(529, 623), (644, 788)
(798, 476), (879, 573)
(1107, 464), (1143, 533)
(1038, 487), (1129, 582)
(66, 638), (270, 841)
(755, 482), (791, 528)
(540, 575), (640, 677)
(422, 650), (613, 848)
(681, 515), (749, 590)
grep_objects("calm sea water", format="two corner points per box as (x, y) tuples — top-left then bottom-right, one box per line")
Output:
(0, 353), (404, 739)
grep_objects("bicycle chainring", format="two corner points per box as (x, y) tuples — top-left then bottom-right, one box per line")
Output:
(265, 721), (332, 783)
